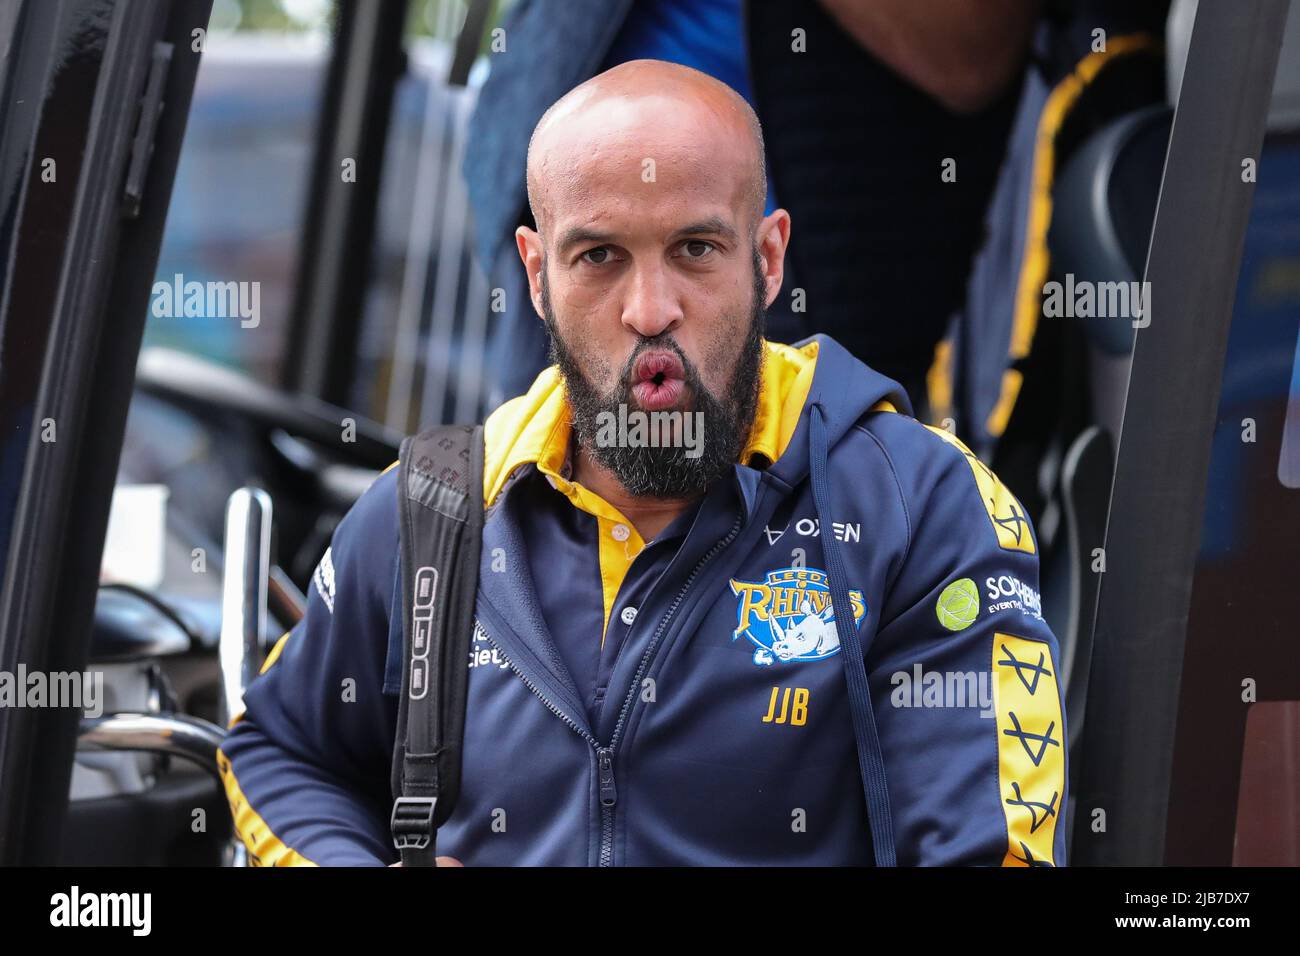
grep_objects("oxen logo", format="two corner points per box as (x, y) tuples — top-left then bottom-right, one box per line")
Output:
(729, 568), (866, 666)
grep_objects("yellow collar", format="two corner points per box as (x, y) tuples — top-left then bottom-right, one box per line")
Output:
(481, 339), (819, 508)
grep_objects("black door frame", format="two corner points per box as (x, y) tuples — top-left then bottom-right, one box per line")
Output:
(1071, 0), (1291, 865)
(0, 0), (212, 865)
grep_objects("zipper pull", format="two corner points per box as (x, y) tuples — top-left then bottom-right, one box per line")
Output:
(597, 747), (618, 808)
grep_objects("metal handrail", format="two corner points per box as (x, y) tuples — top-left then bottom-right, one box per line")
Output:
(77, 711), (226, 781)
(219, 487), (272, 724)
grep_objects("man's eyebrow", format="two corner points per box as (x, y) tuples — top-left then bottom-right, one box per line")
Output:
(554, 217), (738, 254)
(670, 217), (738, 243)
(555, 226), (616, 254)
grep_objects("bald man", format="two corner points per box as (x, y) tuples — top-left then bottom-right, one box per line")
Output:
(219, 62), (1068, 867)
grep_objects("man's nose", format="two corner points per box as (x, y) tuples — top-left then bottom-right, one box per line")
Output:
(621, 265), (684, 339)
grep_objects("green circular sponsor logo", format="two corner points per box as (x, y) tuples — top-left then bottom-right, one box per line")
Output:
(936, 578), (979, 632)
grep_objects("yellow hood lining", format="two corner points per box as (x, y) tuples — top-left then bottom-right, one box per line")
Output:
(481, 339), (820, 508)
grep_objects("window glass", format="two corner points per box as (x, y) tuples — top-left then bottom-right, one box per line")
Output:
(144, 0), (332, 386)
(106, 2), (336, 637)
(353, 0), (516, 430)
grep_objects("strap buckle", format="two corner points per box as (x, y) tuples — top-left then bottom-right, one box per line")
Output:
(391, 796), (437, 851)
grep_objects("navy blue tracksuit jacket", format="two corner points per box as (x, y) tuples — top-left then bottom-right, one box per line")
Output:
(219, 335), (1067, 866)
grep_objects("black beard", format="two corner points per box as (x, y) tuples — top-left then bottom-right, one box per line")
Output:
(542, 253), (766, 500)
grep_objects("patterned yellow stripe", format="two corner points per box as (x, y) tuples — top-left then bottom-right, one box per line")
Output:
(217, 747), (318, 867)
(992, 633), (1065, 866)
(925, 425), (1036, 553)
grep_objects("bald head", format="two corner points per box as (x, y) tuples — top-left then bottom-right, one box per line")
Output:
(525, 59), (767, 240)
(512, 62), (793, 499)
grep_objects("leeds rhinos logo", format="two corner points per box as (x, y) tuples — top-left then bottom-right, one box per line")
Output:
(729, 568), (866, 666)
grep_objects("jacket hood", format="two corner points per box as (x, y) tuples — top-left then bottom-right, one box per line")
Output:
(762, 334), (912, 490)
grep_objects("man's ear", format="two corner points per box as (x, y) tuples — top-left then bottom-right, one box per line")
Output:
(515, 225), (546, 319)
(755, 209), (791, 309)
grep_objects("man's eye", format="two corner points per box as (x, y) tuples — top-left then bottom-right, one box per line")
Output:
(581, 247), (612, 265)
(681, 240), (715, 259)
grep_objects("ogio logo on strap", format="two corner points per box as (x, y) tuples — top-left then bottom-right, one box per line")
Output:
(409, 566), (438, 700)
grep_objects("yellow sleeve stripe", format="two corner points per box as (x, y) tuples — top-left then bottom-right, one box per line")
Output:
(1010, 33), (1157, 361)
(994, 33), (1157, 439)
(983, 369), (1024, 439)
(223, 631), (294, 729)
(926, 338), (954, 424)
(924, 425), (1036, 554)
(216, 747), (318, 867)
(259, 631), (291, 675)
(993, 633), (1065, 866)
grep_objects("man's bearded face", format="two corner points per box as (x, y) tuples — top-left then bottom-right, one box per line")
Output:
(541, 252), (767, 499)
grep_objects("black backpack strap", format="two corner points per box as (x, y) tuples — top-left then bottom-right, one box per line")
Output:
(390, 424), (484, 866)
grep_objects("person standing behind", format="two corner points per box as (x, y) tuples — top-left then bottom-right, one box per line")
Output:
(465, 0), (1039, 412)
